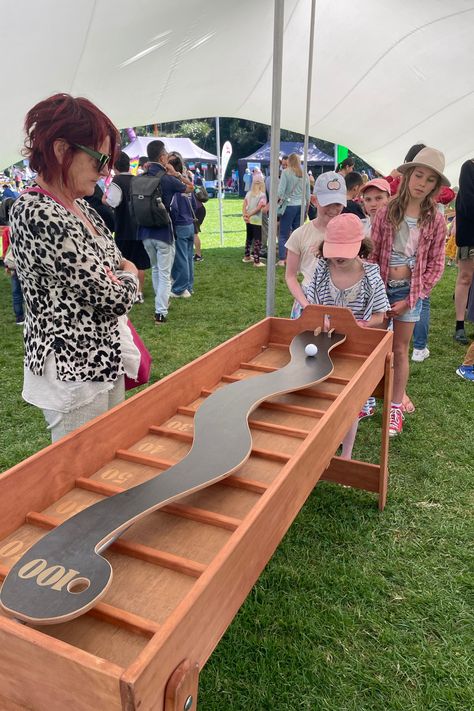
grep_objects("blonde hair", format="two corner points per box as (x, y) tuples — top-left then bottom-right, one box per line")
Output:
(250, 179), (265, 197)
(387, 165), (441, 228)
(287, 153), (303, 178)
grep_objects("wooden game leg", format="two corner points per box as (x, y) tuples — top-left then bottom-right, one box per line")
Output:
(320, 353), (393, 511)
(164, 659), (200, 711)
(378, 353), (394, 511)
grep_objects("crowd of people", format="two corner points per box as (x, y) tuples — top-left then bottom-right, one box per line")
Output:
(2, 92), (472, 447)
(241, 145), (473, 446)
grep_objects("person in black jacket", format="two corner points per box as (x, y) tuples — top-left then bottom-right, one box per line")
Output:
(105, 152), (150, 303)
(453, 159), (474, 344)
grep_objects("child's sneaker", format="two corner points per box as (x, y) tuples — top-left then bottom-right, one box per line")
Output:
(412, 347), (430, 362)
(242, 256), (253, 263)
(456, 364), (474, 382)
(358, 406), (374, 421)
(389, 407), (404, 437)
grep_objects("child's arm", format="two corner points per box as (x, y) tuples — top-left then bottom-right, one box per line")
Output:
(420, 214), (447, 298)
(242, 197), (250, 223)
(360, 313), (386, 328)
(285, 249), (310, 310)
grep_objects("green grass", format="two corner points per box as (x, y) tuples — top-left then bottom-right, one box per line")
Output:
(0, 195), (472, 710)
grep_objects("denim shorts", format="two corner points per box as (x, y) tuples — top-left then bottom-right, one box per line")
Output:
(387, 284), (422, 323)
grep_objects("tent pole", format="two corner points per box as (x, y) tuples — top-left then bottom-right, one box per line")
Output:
(300, 0), (316, 226)
(215, 116), (224, 247)
(266, 0), (285, 317)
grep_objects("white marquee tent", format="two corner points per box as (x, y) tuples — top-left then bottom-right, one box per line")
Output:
(1, 0), (474, 184)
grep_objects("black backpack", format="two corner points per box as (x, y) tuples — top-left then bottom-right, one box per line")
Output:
(129, 171), (170, 228)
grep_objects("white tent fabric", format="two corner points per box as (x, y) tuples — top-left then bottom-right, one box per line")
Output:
(122, 136), (216, 162)
(2, 0), (474, 184)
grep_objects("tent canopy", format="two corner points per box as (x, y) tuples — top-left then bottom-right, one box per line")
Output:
(122, 136), (216, 162)
(1, 0), (473, 183)
(241, 141), (333, 166)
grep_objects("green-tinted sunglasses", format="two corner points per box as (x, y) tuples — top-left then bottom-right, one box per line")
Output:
(73, 144), (111, 171)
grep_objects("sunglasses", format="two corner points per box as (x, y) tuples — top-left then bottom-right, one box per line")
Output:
(73, 144), (111, 171)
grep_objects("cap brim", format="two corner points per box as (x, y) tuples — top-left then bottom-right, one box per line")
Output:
(323, 240), (360, 259)
(316, 193), (347, 207)
(397, 162), (450, 187)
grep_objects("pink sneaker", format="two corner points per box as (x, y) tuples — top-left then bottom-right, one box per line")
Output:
(358, 407), (375, 421)
(389, 407), (404, 437)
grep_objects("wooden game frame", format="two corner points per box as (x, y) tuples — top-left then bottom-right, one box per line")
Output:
(0, 306), (393, 710)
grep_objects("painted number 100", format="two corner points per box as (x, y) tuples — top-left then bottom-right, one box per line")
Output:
(17, 558), (83, 592)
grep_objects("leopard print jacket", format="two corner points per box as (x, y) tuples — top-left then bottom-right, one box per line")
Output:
(10, 192), (139, 382)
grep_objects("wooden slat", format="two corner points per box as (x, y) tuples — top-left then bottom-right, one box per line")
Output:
(202, 384), (338, 403)
(148, 427), (193, 443)
(160, 503), (241, 531)
(247, 418), (308, 439)
(115, 450), (175, 469)
(105, 456), (268, 496)
(258, 400), (325, 418)
(25, 511), (206, 579)
(220, 476), (269, 495)
(173, 407), (309, 439)
(240, 362), (276, 373)
(0, 563), (159, 638)
(267, 341), (288, 350)
(222, 370), (349, 387)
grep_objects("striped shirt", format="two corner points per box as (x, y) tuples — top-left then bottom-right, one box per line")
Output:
(370, 206), (446, 307)
(306, 259), (389, 321)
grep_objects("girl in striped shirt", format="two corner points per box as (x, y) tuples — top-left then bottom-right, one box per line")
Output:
(306, 213), (389, 458)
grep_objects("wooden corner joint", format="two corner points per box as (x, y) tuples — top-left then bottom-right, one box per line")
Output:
(164, 659), (200, 711)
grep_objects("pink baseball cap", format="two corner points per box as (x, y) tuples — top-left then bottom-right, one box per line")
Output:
(360, 178), (391, 195)
(323, 213), (364, 259)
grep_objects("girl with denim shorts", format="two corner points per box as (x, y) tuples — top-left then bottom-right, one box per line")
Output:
(370, 148), (449, 437)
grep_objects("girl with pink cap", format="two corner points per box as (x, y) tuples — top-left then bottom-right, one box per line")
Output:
(306, 213), (389, 458)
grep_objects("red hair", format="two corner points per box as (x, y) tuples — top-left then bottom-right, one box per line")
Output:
(23, 93), (120, 185)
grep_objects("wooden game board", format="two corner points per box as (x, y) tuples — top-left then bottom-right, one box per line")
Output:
(0, 306), (392, 710)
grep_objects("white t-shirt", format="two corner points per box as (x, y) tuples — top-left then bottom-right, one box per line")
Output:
(285, 220), (325, 287)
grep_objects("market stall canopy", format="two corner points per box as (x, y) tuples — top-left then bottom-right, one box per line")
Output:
(1, 0), (473, 183)
(122, 136), (216, 162)
(242, 141), (333, 165)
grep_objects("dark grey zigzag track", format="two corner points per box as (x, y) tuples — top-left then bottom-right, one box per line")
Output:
(0, 329), (345, 624)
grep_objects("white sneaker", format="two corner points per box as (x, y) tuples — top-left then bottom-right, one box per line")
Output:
(170, 289), (192, 298)
(412, 347), (430, 362)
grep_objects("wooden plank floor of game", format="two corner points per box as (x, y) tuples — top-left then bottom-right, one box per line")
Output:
(0, 306), (393, 711)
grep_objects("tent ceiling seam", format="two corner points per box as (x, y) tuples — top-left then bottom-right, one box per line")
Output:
(69, 0), (98, 94)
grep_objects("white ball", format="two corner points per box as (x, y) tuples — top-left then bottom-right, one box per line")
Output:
(305, 343), (318, 357)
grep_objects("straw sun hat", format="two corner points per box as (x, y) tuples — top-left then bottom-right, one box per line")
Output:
(397, 147), (450, 186)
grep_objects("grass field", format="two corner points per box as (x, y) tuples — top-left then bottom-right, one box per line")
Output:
(0, 195), (472, 710)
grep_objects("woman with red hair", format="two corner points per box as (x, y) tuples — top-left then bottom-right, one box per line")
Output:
(9, 93), (139, 442)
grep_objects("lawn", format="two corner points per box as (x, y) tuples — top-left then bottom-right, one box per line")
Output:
(0, 195), (472, 710)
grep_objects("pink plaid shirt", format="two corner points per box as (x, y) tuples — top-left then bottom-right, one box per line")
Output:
(370, 206), (446, 307)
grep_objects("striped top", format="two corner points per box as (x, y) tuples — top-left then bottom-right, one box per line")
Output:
(306, 259), (389, 321)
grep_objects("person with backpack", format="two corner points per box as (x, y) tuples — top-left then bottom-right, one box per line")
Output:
(105, 151), (150, 303)
(130, 140), (193, 324)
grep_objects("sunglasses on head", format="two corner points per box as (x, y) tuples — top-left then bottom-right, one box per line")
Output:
(73, 144), (111, 171)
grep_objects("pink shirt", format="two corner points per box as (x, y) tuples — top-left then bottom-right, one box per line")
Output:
(370, 206), (446, 307)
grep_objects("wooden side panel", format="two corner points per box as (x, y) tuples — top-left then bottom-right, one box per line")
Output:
(0, 617), (122, 711)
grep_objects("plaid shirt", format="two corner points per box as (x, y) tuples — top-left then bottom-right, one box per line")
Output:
(370, 206), (446, 307)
